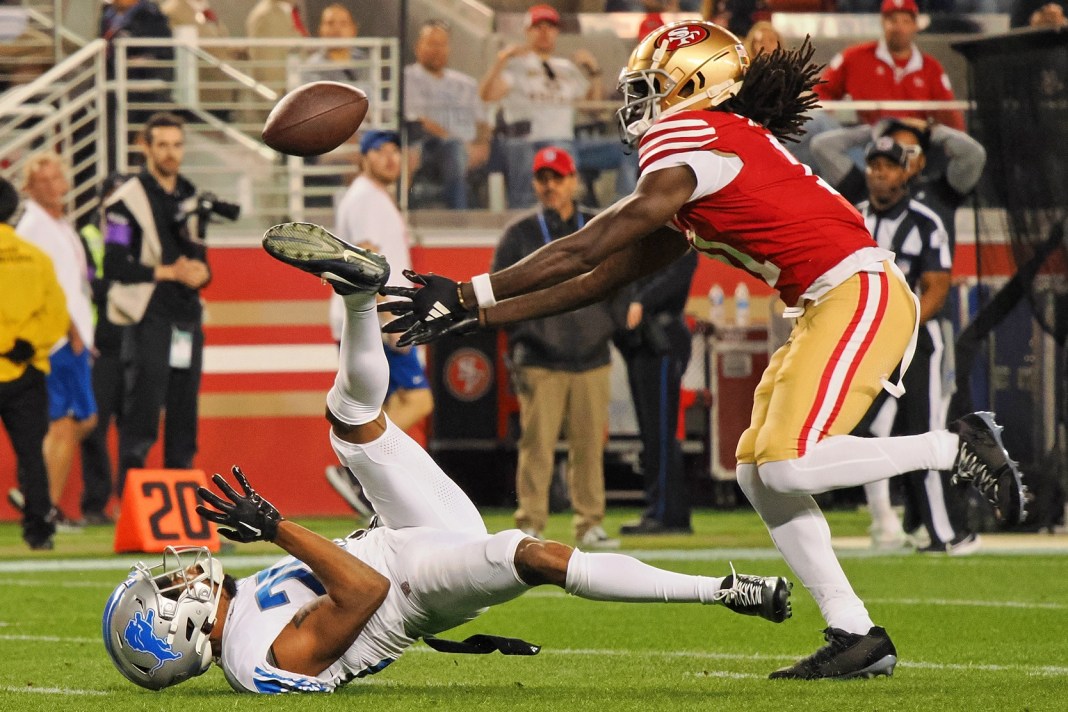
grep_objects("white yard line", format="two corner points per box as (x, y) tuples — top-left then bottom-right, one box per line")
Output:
(0, 686), (107, 696)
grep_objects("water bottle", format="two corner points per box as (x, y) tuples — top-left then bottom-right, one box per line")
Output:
(734, 282), (750, 327)
(708, 284), (725, 325)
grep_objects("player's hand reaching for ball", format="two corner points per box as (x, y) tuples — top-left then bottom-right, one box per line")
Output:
(197, 466), (283, 543)
(379, 270), (477, 345)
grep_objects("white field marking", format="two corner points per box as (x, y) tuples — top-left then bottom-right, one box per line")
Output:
(0, 579), (113, 588)
(0, 554), (282, 574)
(686, 671), (763, 679)
(0, 686), (107, 696)
(0, 634), (98, 644)
(407, 646), (1068, 677)
(517, 589), (1068, 611)
(3, 633), (1065, 679)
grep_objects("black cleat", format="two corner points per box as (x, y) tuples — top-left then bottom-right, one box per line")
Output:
(262, 222), (389, 295)
(714, 565), (793, 623)
(948, 411), (1027, 525)
(770, 626), (897, 680)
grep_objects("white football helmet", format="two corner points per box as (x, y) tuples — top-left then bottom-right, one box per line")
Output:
(102, 546), (225, 690)
(617, 20), (750, 147)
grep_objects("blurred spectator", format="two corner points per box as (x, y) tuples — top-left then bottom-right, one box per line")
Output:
(480, 4), (636, 208)
(161, 0), (238, 118)
(810, 117), (986, 247)
(0, 176), (67, 551)
(326, 129), (433, 514)
(815, 0), (966, 131)
(854, 137), (978, 556)
(104, 112), (210, 494)
(743, 20), (780, 58)
(77, 173), (130, 526)
(1015, 1), (1068, 27)
(636, 1), (674, 43)
(616, 249), (698, 536)
(16, 152), (98, 531)
(492, 146), (618, 548)
(99, 0), (174, 167)
(405, 20), (491, 210)
(246, 0), (307, 90)
(304, 3), (368, 86)
(702, 0), (770, 39)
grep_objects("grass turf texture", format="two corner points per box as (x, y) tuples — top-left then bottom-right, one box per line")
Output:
(1, 508), (1065, 711)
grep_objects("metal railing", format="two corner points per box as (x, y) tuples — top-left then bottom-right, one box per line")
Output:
(0, 38), (107, 227)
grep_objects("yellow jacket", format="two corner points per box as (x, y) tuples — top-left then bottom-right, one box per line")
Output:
(0, 223), (68, 382)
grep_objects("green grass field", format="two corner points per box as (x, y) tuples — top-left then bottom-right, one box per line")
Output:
(1, 508), (1065, 711)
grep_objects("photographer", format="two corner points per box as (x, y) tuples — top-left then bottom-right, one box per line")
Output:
(103, 111), (212, 495)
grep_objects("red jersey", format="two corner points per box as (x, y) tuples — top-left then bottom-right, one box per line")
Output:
(815, 40), (965, 130)
(638, 110), (892, 306)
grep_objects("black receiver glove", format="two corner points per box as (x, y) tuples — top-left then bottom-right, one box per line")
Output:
(1, 339), (34, 364)
(379, 270), (471, 335)
(396, 314), (480, 347)
(196, 466), (283, 543)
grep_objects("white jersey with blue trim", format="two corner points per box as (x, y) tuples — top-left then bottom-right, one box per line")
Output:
(219, 529), (416, 694)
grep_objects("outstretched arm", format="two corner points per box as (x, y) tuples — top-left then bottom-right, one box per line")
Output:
(461, 164), (697, 306)
(197, 468), (389, 676)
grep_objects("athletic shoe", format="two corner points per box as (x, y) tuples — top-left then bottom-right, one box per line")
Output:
(519, 528), (543, 540)
(578, 525), (620, 549)
(917, 531), (981, 556)
(262, 222), (390, 295)
(81, 510), (115, 526)
(713, 564), (792, 623)
(24, 535), (54, 551)
(869, 523), (908, 551)
(325, 465), (375, 518)
(7, 487), (24, 512)
(770, 626), (898, 680)
(619, 518), (693, 535)
(949, 412), (1027, 525)
(48, 507), (84, 533)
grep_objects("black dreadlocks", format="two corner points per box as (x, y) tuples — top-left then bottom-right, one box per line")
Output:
(718, 36), (823, 143)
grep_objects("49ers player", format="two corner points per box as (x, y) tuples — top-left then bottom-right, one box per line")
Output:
(381, 21), (1027, 680)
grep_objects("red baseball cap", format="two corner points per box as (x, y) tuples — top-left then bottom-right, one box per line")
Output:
(525, 4), (560, 28)
(881, 0), (919, 15)
(532, 146), (575, 176)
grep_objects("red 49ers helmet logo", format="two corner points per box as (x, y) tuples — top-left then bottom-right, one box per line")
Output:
(660, 24), (710, 51)
(444, 348), (493, 402)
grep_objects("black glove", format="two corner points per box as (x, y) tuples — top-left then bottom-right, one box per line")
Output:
(1, 339), (34, 364)
(196, 466), (283, 543)
(379, 270), (470, 335)
(397, 314), (480, 347)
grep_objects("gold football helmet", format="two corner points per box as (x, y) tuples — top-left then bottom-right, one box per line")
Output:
(617, 20), (750, 147)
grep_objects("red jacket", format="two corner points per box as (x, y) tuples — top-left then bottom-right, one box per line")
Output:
(816, 40), (965, 130)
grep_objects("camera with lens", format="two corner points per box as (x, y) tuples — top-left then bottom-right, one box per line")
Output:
(196, 192), (241, 223)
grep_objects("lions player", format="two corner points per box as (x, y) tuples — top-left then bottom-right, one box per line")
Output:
(102, 224), (792, 694)
(379, 22), (1027, 679)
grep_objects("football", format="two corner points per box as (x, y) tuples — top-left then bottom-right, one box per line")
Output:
(261, 81), (368, 157)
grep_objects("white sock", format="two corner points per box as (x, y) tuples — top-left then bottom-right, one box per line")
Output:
(759, 431), (959, 495)
(564, 550), (724, 604)
(325, 295), (389, 425)
(863, 480), (901, 533)
(736, 463), (873, 634)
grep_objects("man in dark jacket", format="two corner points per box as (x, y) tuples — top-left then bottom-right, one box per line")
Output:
(616, 249), (698, 535)
(103, 112), (210, 495)
(492, 147), (618, 548)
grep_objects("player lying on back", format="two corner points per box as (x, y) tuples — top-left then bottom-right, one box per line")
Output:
(377, 21), (1028, 680)
(101, 225), (792, 694)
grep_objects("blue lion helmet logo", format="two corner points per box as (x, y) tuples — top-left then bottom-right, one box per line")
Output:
(123, 609), (183, 672)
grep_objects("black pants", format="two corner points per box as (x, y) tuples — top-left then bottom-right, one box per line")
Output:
(624, 348), (691, 529)
(117, 312), (203, 493)
(860, 322), (970, 544)
(0, 367), (54, 543)
(79, 326), (125, 514)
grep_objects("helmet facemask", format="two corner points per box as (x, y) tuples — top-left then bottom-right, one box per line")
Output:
(103, 546), (226, 690)
(616, 67), (675, 148)
(616, 21), (750, 148)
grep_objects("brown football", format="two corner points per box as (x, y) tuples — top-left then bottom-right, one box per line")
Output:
(261, 81), (368, 157)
